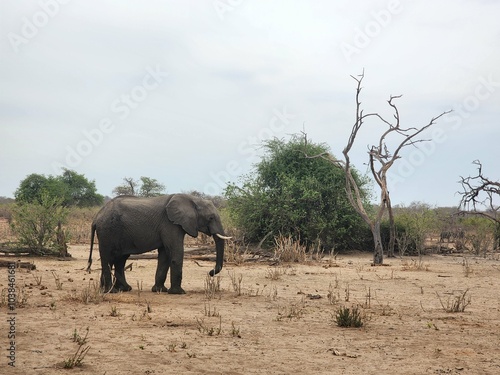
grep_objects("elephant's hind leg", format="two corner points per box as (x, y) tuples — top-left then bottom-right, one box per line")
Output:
(99, 255), (114, 293)
(114, 255), (132, 292)
(152, 246), (170, 293)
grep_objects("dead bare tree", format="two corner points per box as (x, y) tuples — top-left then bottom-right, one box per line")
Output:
(459, 160), (500, 220)
(458, 160), (500, 248)
(307, 71), (450, 265)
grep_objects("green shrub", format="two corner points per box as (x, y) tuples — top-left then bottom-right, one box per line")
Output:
(381, 202), (439, 256)
(11, 193), (69, 255)
(334, 306), (364, 328)
(461, 216), (496, 255)
(15, 169), (103, 207)
(225, 135), (372, 251)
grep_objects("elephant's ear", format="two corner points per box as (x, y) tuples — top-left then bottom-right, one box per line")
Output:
(166, 195), (198, 237)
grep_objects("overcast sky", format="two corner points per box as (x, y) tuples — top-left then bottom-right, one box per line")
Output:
(1, 0), (499, 206)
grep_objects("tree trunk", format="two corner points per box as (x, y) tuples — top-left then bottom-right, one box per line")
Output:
(386, 195), (396, 257)
(372, 222), (384, 265)
(56, 221), (69, 257)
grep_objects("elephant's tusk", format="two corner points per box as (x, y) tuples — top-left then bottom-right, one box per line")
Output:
(216, 233), (232, 240)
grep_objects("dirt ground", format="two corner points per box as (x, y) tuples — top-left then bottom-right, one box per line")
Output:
(1, 244), (500, 375)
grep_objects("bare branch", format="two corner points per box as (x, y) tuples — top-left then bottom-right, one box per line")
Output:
(458, 160), (500, 222)
(391, 110), (452, 160)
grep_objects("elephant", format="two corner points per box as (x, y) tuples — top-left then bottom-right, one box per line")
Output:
(86, 193), (230, 294)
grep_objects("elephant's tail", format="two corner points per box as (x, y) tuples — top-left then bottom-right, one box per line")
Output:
(87, 223), (96, 273)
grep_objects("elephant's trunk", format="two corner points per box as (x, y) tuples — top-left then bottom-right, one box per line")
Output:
(209, 235), (225, 276)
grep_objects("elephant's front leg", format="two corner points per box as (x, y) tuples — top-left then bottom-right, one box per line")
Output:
(152, 246), (170, 293)
(168, 243), (185, 294)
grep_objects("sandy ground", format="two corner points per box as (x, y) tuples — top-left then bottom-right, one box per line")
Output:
(1, 245), (500, 375)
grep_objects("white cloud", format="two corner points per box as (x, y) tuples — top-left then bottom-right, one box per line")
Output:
(0, 0), (499, 205)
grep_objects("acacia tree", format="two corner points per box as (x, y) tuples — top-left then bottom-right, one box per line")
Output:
(139, 177), (166, 197)
(458, 160), (500, 248)
(310, 72), (450, 264)
(112, 177), (138, 196)
(113, 177), (166, 197)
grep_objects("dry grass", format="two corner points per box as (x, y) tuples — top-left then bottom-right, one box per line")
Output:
(265, 265), (293, 280)
(52, 271), (63, 290)
(204, 274), (222, 300)
(228, 270), (243, 296)
(462, 257), (473, 277)
(65, 207), (100, 244)
(401, 258), (430, 271)
(224, 239), (248, 265)
(436, 289), (472, 313)
(0, 286), (29, 308)
(196, 316), (222, 336)
(63, 327), (90, 369)
(276, 297), (305, 321)
(78, 280), (105, 304)
(273, 234), (307, 263)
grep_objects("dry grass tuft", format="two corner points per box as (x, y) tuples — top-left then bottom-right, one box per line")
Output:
(276, 297), (305, 321)
(224, 240), (248, 265)
(436, 289), (471, 313)
(63, 327), (90, 368)
(401, 258), (430, 271)
(273, 234), (307, 263)
(204, 274), (222, 300)
(79, 280), (105, 304)
(228, 271), (243, 296)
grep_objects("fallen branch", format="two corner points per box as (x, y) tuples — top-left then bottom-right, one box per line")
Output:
(0, 259), (36, 270)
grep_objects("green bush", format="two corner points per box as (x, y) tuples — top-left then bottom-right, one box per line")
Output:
(461, 216), (496, 255)
(334, 306), (364, 328)
(225, 135), (372, 251)
(380, 219), (416, 255)
(381, 202), (439, 256)
(15, 169), (103, 207)
(11, 193), (69, 255)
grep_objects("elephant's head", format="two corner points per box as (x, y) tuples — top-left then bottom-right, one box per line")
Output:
(166, 194), (229, 276)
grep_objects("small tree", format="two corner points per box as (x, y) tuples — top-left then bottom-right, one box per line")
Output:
(11, 193), (69, 255)
(112, 177), (138, 196)
(113, 177), (165, 197)
(139, 177), (166, 197)
(308, 72), (450, 264)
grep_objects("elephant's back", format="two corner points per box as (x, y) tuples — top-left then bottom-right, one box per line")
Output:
(93, 195), (169, 228)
